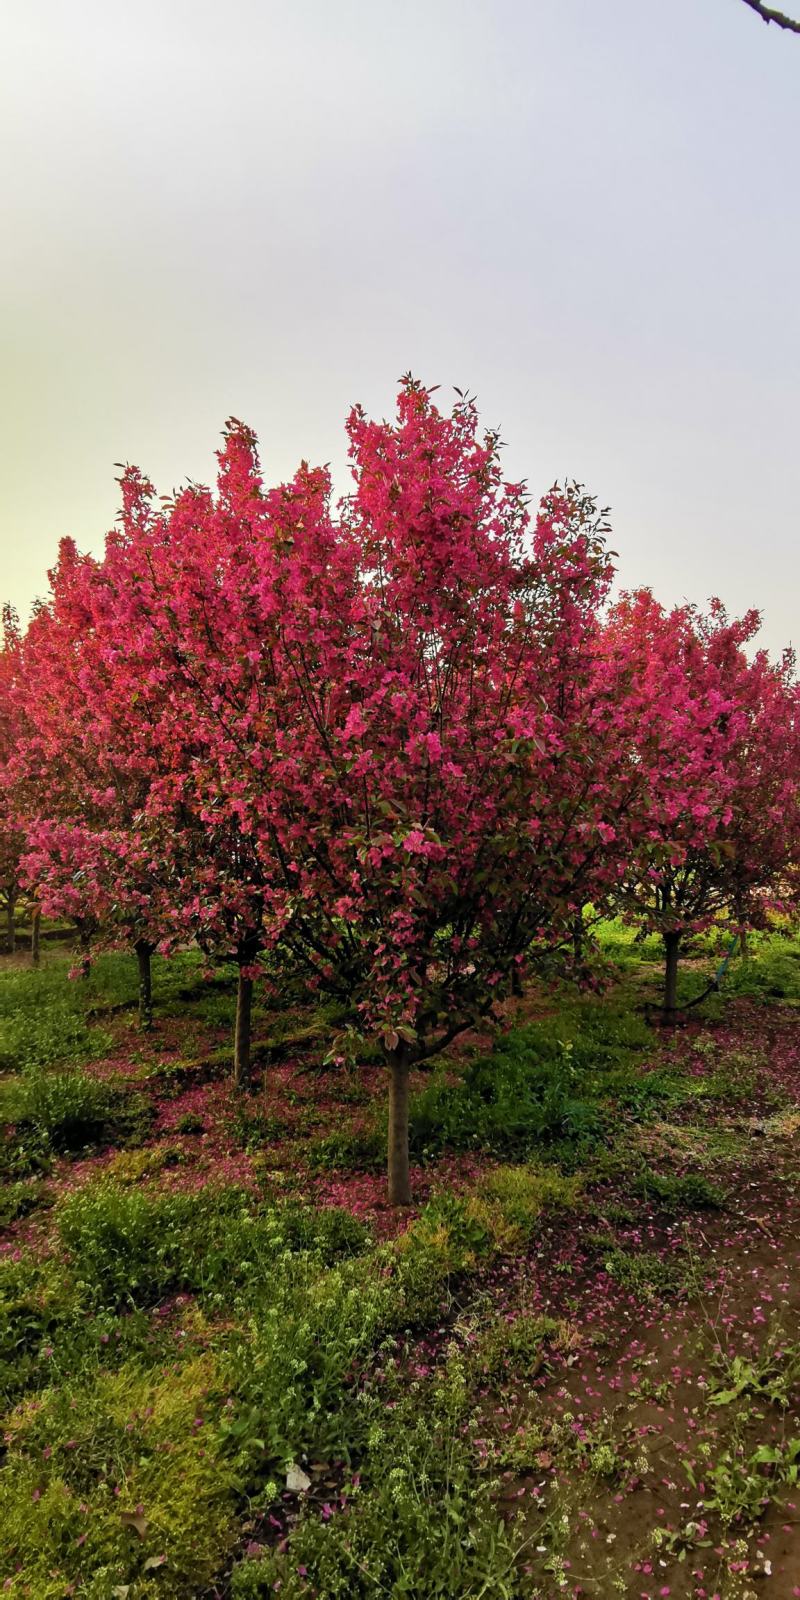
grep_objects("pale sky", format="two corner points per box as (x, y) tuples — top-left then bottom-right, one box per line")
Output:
(1, 0), (798, 653)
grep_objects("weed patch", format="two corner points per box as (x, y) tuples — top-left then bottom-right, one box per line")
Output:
(0, 1068), (151, 1155)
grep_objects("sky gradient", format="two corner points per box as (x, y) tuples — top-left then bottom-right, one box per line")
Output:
(1, 0), (798, 653)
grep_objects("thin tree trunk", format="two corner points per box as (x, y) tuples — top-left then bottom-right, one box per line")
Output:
(387, 1046), (411, 1206)
(135, 940), (154, 1031)
(30, 906), (41, 968)
(78, 925), (92, 980)
(511, 965), (524, 998)
(5, 893), (15, 956)
(234, 966), (254, 1088)
(739, 929), (749, 960)
(572, 913), (584, 964)
(663, 930), (680, 1019)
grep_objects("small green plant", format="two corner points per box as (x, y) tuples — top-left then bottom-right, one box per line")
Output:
(0, 1177), (49, 1227)
(688, 1438), (800, 1528)
(105, 1144), (183, 1184)
(480, 1163), (580, 1226)
(632, 1170), (724, 1211)
(707, 1339), (800, 1410)
(413, 1190), (493, 1267)
(494, 1416), (550, 1471)
(603, 1246), (684, 1299)
(176, 1110), (205, 1135)
(232, 1104), (294, 1149)
(306, 1124), (384, 1172)
(0, 1068), (150, 1153)
(473, 1311), (575, 1381)
(587, 1439), (622, 1479)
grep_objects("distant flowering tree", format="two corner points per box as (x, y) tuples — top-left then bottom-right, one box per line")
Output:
(704, 640), (800, 950)
(0, 609), (26, 955)
(604, 590), (800, 1014)
(8, 541), (180, 1020)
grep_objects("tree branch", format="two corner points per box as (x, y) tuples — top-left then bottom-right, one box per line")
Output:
(740, 0), (800, 34)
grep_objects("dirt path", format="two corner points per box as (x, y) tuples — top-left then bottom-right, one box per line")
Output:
(475, 1009), (800, 1599)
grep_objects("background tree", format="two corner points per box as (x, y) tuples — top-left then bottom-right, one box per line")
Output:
(605, 590), (800, 1014)
(9, 540), (174, 1023)
(0, 609), (25, 956)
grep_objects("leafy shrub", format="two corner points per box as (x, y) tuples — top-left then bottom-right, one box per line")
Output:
(216, 1164), (579, 1484)
(0, 1177), (49, 1227)
(0, 1000), (112, 1074)
(57, 1181), (370, 1309)
(406, 1003), (660, 1162)
(176, 1111), (205, 1135)
(219, 1178), (563, 1483)
(220, 1256), (395, 1473)
(1, 1068), (151, 1153)
(472, 1311), (572, 1381)
(408, 1044), (606, 1160)
(306, 1124), (384, 1172)
(0, 1255), (62, 1400)
(602, 1246), (684, 1299)
(232, 1105), (294, 1149)
(632, 1170), (724, 1211)
(723, 932), (800, 1004)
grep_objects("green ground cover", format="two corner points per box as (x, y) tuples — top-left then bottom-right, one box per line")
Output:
(0, 926), (798, 1598)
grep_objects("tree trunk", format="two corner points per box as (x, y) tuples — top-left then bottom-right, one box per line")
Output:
(510, 965), (524, 999)
(30, 906), (41, 968)
(572, 913), (584, 964)
(5, 893), (15, 956)
(387, 1046), (411, 1206)
(739, 929), (749, 960)
(135, 940), (154, 1031)
(78, 925), (92, 980)
(663, 930), (680, 1019)
(234, 966), (254, 1088)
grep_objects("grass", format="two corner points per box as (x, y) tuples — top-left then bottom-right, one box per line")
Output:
(0, 1069), (152, 1176)
(0, 1163), (576, 1596)
(0, 921), (798, 1596)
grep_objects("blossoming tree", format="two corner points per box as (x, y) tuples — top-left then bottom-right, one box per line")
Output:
(8, 539), (179, 1020)
(605, 590), (800, 1013)
(0, 610), (26, 956)
(109, 383), (635, 1198)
